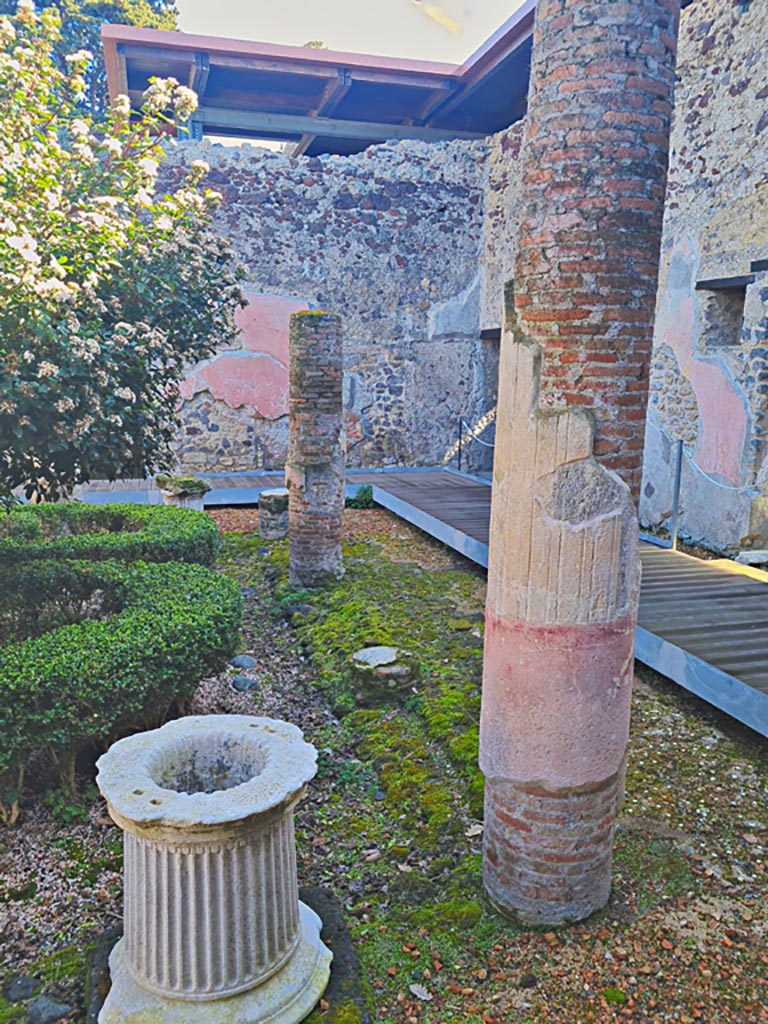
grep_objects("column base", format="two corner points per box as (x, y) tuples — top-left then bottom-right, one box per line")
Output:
(483, 776), (619, 926)
(98, 903), (332, 1024)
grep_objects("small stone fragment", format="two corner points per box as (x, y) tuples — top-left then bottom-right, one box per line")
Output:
(232, 674), (259, 693)
(350, 646), (417, 706)
(3, 974), (40, 1002)
(27, 995), (74, 1024)
(230, 654), (258, 669)
(735, 549), (768, 566)
(351, 645), (399, 668)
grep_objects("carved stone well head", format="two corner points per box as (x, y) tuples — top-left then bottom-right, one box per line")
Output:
(96, 715), (331, 1024)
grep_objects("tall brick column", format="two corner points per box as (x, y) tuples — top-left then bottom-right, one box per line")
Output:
(286, 311), (345, 588)
(480, 0), (681, 924)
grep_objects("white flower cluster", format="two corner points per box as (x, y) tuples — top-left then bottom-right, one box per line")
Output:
(37, 360), (59, 379)
(111, 94), (131, 116)
(141, 77), (198, 121)
(0, 1), (238, 499)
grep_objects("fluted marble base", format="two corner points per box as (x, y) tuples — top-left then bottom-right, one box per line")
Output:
(99, 903), (332, 1024)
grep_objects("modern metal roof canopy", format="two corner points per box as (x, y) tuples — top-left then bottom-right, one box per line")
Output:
(101, 0), (535, 156)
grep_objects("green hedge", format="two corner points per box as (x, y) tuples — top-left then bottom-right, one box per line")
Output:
(0, 559), (243, 819)
(0, 503), (220, 566)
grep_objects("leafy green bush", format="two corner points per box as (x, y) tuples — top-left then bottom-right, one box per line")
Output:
(0, 4), (244, 502)
(0, 558), (242, 822)
(345, 484), (376, 509)
(0, 503), (220, 566)
(0, 558), (125, 644)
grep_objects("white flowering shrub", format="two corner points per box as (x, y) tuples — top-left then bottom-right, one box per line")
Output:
(0, 0), (244, 500)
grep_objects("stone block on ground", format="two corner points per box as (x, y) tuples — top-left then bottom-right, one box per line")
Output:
(259, 487), (289, 540)
(27, 995), (74, 1024)
(736, 549), (768, 566)
(2, 974), (40, 1002)
(349, 646), (417, 707)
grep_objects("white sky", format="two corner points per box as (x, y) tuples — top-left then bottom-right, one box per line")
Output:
(176, 1), (528, 65)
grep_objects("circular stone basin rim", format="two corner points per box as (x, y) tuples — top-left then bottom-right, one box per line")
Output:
(97, 715), (318, 828)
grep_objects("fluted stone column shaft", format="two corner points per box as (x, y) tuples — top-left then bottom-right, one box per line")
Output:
(480, 0), (681, 925)
(287, 311), (345, 588)
(122, 813), (300, 999)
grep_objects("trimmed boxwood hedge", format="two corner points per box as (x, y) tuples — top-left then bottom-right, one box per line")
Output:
(0, 559), (243, 820)
(0, 503), (220, 566)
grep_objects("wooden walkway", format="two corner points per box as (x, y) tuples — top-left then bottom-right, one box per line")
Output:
(81, 467), (768, 736)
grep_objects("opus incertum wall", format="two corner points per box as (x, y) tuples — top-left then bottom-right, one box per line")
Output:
(96, 716), (331, 1024)
(641, 0), (768, 552)
(163, 137), (500, 478)
(480, 0), (681, 925)
(162, 0), (768, 554)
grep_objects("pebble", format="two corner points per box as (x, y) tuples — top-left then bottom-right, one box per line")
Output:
(3, 974), (39, 1001)
(230, 654), (258, 669)
(232, 674), (259, 692)
(27, 996), (74, 1024)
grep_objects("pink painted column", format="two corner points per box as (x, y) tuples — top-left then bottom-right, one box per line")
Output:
(286, 311), (345, 588)
(480, 0), (681, 924)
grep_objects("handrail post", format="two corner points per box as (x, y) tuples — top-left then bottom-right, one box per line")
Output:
(458, 417), (463, 474)
(670, 438), (683, 551)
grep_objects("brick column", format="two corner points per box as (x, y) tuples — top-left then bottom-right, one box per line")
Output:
(287, 311), (345, 588)
(480, 0), (681, 924)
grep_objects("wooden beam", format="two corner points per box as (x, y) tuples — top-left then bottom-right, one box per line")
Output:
(294, 68), (352, 157)
(115, 43), (129, 96)
(189, 51), (210, 97)
(425, 2), (534, 126)
(194, 106), (485, 143)
(120, 43), (457, 92)
(696, 275), (755, 291)
(414, 82), (460, 125)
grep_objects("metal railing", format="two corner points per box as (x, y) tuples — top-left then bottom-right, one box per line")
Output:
(457, 416), (495, 474)
(452, 414), (760, 551)
(661, 432), (760, 550)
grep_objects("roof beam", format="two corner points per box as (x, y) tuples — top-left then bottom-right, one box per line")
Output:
(425, 0), (534, 126)
(189, 51), (210, 95)
(293, 68), (352, 157)
(118, 42), (457, 92)
(194, 105), (485, 144)
(115, 43), (129, 96)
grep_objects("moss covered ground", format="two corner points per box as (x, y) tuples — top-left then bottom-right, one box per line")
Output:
(1, 507), (765, 1024)
(218, 509), (767, 1024)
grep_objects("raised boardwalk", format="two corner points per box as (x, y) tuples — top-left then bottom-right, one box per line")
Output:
(81, 467), (768, 736)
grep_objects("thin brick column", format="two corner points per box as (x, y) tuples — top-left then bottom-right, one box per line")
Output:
(287, 311), (345, 588)
(480, 0), (681, 924)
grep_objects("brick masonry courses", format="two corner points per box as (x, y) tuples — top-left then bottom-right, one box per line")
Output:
(480, 0), (681, 925)
(287, 312), (345, 589)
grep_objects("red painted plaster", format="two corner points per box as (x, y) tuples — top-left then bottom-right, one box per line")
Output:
(180, 352), (288, 419)
(235, 294), (307, 362)
(479, 613), (636, 789)
(658, 242), (747, 484)
(180, 294), (307, 420)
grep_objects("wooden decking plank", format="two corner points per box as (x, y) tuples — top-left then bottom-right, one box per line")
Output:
(639, 601), (768, 622)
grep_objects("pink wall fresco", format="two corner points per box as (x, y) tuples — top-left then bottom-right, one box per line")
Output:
(657, 240), (747, 485)
(180, 293), (308, 420)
